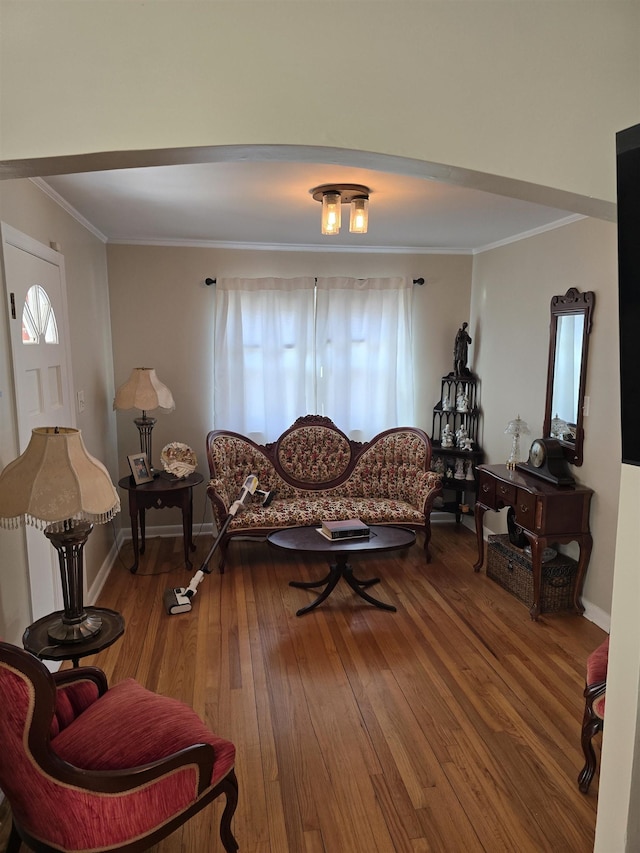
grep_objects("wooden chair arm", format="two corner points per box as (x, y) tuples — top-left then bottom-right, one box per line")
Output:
(53, 666), (109, 695)
(45, 741), (217, 796)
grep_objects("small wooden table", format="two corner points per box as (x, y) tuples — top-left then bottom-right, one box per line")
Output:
(23, 607), (125, 668)
(118, 472), (204, 573)
(268, 524), (416, 616)
(474, 464), (593, 620)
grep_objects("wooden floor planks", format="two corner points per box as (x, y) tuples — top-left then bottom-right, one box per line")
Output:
(2, 521), (606, 852)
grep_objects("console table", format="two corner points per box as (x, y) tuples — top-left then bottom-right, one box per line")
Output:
(118, 472), (203, 573)
(474, 464), (593, 620)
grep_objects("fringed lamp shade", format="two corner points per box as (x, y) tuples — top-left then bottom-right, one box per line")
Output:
(113, 368), (175, 469)
(0, 427), (120, 529)
(0, 427), (120, 644)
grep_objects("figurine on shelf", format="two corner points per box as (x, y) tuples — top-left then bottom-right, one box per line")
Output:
(441, 424), (455, 448)
(465, 459), (475, 480)
(454, 458), (465, 480)
(455, 424), (468, 448)
(453, 322), (472, 377)
(442, 393), (451, 411)
(456, 388), (469, 412)
(432, 456), (445, 475)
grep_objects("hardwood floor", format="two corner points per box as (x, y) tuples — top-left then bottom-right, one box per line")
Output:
(5, 522), (606, 852)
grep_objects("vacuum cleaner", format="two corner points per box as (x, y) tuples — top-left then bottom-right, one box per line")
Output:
(163, 473), (274, 614)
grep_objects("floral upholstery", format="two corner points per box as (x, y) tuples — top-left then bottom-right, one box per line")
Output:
(206, 416), (442, 571)
(278, 426), (353, 482)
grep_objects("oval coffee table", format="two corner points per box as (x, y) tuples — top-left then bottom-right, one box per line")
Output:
(267, 524), (416, 616)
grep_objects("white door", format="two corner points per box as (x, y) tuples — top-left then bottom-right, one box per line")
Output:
(1, 223), (76, 622)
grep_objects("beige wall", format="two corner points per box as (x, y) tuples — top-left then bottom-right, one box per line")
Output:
(106, 244), (473, 526)
(472, 217), (620, 621)
(1, 1), (638, 209)
(0, 179), (118, 645)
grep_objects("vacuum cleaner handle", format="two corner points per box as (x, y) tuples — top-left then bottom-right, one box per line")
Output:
(164, 472), (265, 612)
(198, 473), (259, 575)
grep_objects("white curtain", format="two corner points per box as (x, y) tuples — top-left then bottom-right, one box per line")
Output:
(214, 276), (414, 442)
(315, 277), (414, 438)
(214, 277), (316, 442)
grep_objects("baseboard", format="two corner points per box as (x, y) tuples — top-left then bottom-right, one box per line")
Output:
(87, 527), (125, 605)
(88, 522), (216, 605)
(581, 600), (611, 633)
(117, 522), (215, 542)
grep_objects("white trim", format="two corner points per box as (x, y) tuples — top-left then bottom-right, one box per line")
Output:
(108, 237), (474, 255)
(87, 526), (126, 606)
(117, 522), (214, 544)
(30, 178), (108, 243)
(474, 214), (586, 253)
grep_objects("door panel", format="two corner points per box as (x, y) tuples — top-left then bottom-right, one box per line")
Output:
(1, 223), (76, 623)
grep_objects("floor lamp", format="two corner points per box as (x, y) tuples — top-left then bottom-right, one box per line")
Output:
(0, 427), (120, 643)
(113, 367), (175, 473)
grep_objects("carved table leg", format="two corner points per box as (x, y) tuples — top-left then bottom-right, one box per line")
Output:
(474, 504), (488, 571)
(573, 533), (593, 614)
(525, 534), (547, 622)
(128, 500), (140, 574)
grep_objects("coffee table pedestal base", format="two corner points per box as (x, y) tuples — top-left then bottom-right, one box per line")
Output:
(290, 553), (396, 616)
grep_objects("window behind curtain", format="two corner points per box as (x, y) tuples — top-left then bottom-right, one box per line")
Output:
(316, 277), (414, 439)
(214, 276), (414, 442)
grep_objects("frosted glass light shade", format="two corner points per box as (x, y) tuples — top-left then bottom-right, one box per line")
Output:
(113, 367), (175, 413)
(321, 192), (341, 235)
(349, 196), (369, 233)
(0, 426), (120, 531)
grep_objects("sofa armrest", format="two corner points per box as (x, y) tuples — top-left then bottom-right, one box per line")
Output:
(412, 470), (443, 512)
(206, 431), (284, 529)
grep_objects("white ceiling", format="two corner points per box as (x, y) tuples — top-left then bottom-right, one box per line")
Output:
(39, 158), (582, 254)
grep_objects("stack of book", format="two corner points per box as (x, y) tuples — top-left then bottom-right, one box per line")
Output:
(318, 518), (370, 541)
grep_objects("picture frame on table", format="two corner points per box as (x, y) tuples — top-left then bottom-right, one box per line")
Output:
(127, 452), (154, 485)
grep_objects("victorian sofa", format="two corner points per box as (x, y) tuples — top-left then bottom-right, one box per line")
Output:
(205, 415), (442, 572)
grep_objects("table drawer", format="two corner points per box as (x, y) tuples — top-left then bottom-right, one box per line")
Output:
(514, 489), (538, 529)
(494, 480), (517, 505)
(478, 472), (496, 506)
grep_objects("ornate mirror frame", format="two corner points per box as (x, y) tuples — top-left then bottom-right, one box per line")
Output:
(543, 287), (595, 466)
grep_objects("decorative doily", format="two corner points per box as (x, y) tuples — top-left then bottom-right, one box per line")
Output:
(160, 442), (197, 479)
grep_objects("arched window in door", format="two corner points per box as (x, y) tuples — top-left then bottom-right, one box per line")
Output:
(21, 284), (59, 345)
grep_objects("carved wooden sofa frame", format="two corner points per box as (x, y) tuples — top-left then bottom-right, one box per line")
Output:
(205, 415), (442, 572)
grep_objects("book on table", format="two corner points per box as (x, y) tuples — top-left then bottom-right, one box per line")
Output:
(319, 518), (371, 540)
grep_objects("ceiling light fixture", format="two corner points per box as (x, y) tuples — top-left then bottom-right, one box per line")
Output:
(311, 184), (370, 235)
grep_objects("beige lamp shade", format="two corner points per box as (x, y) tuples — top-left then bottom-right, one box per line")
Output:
(0, 427), (120, 532)
(113, 368), (175, 413)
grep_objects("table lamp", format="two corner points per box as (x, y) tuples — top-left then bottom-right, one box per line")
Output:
(504, 415), (530, 469)
(113, 367), (175, 471)
(0, 427), (120, 643)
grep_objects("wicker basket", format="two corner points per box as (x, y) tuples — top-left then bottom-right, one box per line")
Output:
(486, 534), (577, 612)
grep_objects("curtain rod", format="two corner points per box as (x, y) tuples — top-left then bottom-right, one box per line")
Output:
(205, 277), (425, 286)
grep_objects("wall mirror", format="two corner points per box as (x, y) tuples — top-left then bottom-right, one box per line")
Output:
(543, 287), (595, 466)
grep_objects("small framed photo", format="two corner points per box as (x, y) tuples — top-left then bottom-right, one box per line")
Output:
(128, 453), (153, 485)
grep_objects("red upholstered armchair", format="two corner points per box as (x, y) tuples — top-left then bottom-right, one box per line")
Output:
(0, 641), (238, 852)
(578, 635), (609, 794)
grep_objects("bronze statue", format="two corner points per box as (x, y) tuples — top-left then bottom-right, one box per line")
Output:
(454, 322), (472, 377)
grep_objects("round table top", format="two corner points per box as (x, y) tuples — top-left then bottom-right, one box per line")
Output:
(23, 607), (125, 662)
(267, 524), (416, 555)
(118, 471), (204, 492)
